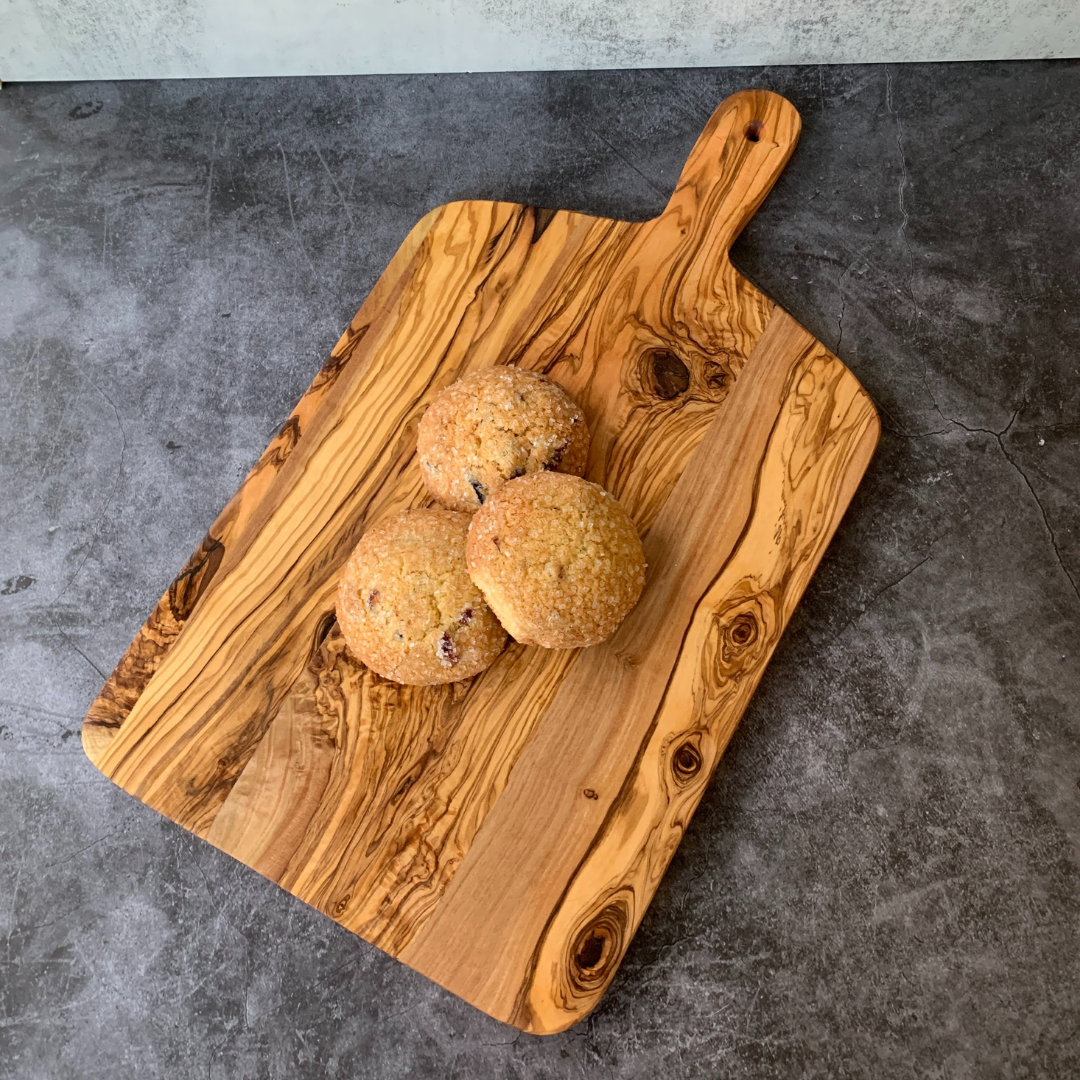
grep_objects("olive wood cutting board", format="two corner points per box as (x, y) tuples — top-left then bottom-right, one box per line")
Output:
(82, 90), (879, 1034)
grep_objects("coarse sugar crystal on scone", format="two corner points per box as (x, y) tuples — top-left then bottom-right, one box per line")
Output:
(336, 508), (507, 685)
(417, 366), (590, 513)
(465, 472), (646, 650)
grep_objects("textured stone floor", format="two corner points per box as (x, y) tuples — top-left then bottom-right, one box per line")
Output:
(1, 61), (1078, 1078)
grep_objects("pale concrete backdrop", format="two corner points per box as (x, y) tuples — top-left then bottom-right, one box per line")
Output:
(3, 0), (1079, 82)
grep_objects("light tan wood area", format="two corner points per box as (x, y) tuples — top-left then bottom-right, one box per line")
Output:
(83, 90), (879, 1034)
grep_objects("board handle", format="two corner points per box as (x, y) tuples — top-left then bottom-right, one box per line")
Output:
(666, 89), (801, 255)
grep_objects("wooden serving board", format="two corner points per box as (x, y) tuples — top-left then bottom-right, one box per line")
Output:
(83, 90), (878, 1034)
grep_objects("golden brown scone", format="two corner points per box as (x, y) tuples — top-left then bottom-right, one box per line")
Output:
(466, 472), (645, 649)
(336, 508), (507, 685)
(417, 366), (589, 513)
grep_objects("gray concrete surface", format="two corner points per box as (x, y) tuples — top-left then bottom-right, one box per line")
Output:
(1, 62), (1079, 1078)
(8, 0), (1080, 82)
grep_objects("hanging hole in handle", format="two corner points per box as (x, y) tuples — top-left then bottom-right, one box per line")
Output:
(744, 120), (765, 143)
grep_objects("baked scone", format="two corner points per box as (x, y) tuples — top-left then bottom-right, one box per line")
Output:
(466, 472), (645, 649)
(417, 366), (590, 513)
(336, 509), (507, 685)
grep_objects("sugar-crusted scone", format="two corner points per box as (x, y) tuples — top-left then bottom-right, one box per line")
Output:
(417, 366), (590, 513)
(336, 509), (507, 685)
(466, 472), (646, 649)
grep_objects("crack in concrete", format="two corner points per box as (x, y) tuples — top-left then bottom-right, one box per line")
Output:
(835, 267), (848, 354)
(834, 254), (866, 354)
(48, 612), (107, 682)
(883, 422), (955, 439)
(207, 1035), (228, 1080)
(40, 826), (126, 870)
(882, 403), (1079, 606)
(586, 124), (668, 201)
(829, 532), (949, 646)
(885, 67), (918, 328)
(187, 838), (252, 949)
(278, 144), (316, 275)
(313, 144), (355, 231)
(995, 434), (1080, 605)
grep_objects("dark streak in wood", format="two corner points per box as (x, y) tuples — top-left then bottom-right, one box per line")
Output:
(530, 206), (558, 243)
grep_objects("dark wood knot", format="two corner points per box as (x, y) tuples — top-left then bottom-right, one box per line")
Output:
(703, 360), (729, 391)
(332, 894), (351, 917)
(671, 736), (703, 787)
(645, 349), (690, 400)
(726, 612), (758, 650)
(569, 898), (630, 992)
(713, 604), (767, 677)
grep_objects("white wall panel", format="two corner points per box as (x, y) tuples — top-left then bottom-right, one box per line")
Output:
(2, 0), (1077, 81)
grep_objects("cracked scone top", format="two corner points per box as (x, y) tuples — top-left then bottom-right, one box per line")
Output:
(417, 366), (590, 513)
(336, 509), (507, 685)
(466, 472), (646, 650)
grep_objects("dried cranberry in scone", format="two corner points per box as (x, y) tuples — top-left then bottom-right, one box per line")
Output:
(418, 366), (590, 513)
(336, 508), (507, 685)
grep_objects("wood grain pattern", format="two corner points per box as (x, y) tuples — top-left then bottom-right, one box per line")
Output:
(82, 90), (879, 1033)
(81, 210), (438, 761)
